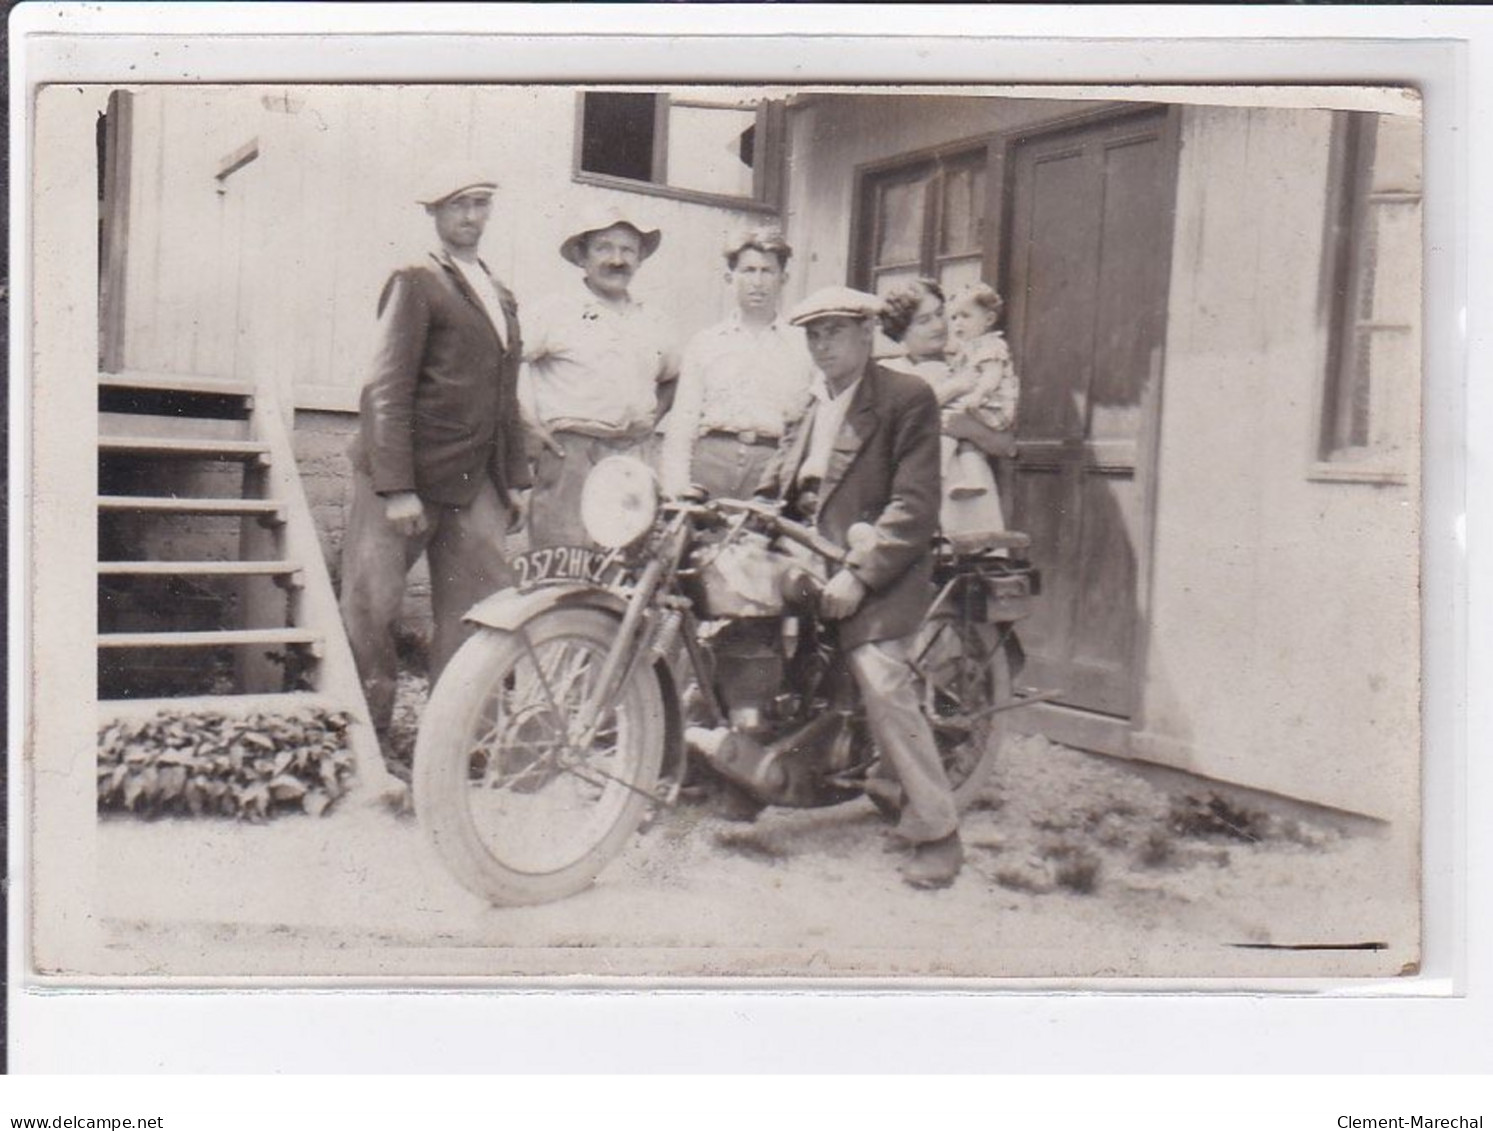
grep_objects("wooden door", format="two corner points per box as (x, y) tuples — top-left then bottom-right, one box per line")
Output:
(1002, 108), (1176, 744)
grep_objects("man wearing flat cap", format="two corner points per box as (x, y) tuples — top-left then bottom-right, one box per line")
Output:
(341, 162), (529, 777)
(756, 285), (964, 888)
(658, 226), (814, 500)
(519, 205), (677, 548)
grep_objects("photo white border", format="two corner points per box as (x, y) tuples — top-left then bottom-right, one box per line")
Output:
(7, 3), (1488, 1076)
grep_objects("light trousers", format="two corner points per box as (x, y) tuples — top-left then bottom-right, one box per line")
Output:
(847, 635), (960, 844)
(688, 434), (778, 502)
(528, 430), (653, 550)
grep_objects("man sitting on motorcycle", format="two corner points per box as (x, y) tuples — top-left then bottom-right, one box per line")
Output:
(757, 285), (964, 889)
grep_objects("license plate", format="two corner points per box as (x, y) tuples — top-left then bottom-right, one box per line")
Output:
(512, 546), (623, 588)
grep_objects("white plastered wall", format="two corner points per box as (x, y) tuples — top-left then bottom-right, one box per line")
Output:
(1136, 104), (1420, 821)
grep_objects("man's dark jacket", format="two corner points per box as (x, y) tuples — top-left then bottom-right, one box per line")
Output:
(350, 250), (530, 507)
(757, 359), (942, 651)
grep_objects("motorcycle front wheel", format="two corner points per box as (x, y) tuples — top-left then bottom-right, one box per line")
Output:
(414, 608), (666, 906)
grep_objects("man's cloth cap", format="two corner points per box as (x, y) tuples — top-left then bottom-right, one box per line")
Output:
(787, 286), (885, 327)
(559, 205), (663, 266)
(416, 161), (499, 207)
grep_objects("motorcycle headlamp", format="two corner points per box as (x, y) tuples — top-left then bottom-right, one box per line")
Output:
(579, 456), (660, 549)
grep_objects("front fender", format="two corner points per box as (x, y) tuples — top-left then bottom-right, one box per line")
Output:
(463, 582), (629, 632)
(463, 582), (686, 785)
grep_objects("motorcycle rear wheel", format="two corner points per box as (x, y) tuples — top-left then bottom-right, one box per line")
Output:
(870, 616), (1011, 817)
(414, 608), (666, 906)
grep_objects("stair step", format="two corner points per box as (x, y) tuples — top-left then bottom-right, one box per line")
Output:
(99, 436), (270, 461)
(98, 496), (285, 521)
(99, 371), (256, 399)
(98, 560), (302, 580)
(99, 628), (322, 651)
(100, 411), (249, 441)
(98, 691), (343, 717)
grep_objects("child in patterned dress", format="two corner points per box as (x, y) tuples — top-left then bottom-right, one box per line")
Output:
(940, 282), (1020, 550)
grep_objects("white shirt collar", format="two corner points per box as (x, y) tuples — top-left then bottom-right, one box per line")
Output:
(447, 254), (508, 348)
(810, 372), (860, 404)
(436, 248), (489, 273)
(580, 281), (641, 316)
(728, 308), (787, 334)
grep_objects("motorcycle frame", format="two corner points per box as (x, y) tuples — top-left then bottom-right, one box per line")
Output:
(463, 498), (1046, 803)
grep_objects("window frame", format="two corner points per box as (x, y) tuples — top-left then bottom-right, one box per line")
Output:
(850, 138), (995, 293)
(1311, 110), (1417, 486)
(571, 91), (784, 214)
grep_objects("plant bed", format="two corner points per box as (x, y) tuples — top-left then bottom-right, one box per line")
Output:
(98, 706), (355, 821)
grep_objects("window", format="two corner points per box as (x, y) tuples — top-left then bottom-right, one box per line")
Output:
(579, 92), (660, 183)
(1317, 112), (1420, 480)
(856, 147), (989, 296)
(574, 91), (783, 212)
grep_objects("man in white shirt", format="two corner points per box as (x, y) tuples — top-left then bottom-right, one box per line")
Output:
(519, 205), (677, 548)
(658, 227), (814, 499)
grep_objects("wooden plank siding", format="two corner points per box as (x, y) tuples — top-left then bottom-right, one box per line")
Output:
(116, 87), (776, 411)
(119, 89), (265, 384)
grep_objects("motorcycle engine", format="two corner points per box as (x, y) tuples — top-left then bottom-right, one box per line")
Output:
(693, 615), (867, 808)
(708, 618), (783, 732)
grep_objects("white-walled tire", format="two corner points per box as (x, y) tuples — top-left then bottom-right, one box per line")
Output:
(414, 609), (666, 906)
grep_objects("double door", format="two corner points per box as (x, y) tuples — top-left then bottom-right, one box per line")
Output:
(857, 106), (1177, 747)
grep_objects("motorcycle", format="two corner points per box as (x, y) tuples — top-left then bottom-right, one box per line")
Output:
(413, 456), (1045, 907)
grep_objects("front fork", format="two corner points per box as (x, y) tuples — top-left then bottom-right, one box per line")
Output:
(569, 556), (667, 748)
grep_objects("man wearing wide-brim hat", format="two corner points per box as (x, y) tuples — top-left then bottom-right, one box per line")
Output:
(341, 161), (529, 778)
(755, 285), (964, 889)
(519, 204), (676, 549)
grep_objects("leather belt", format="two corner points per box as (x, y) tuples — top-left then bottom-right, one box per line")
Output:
(550, 422), (653, 444)
(705, 428), (778, 448)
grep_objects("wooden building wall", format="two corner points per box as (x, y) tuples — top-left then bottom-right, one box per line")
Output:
(114, 86), (771, 407)
(107, 84), (784, 639)
(115, 89), (267, 381)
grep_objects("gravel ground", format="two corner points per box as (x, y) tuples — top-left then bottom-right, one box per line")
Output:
(87, 670), (1417, 980)
(385, 667), (1359, 905)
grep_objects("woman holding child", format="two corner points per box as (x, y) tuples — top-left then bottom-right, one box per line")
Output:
(879, 278), (1020, 552)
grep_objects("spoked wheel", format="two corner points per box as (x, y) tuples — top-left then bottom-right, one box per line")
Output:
(414, 608), (666, 906)
(869, 612), (1012, 817)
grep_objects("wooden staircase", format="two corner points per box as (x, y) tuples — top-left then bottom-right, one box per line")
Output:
(96, 371), (392, 795)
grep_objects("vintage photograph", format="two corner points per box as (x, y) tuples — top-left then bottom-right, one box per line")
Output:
(28, 82), (1422, 980)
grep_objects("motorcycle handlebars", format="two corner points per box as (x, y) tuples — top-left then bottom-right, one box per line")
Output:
(703, 496), (848, 567)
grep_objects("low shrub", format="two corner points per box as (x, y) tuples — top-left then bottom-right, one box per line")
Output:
(1166, 793), (1267, 843)
(1042, 840), (1103, 895)
(98, 707), (356, 821)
